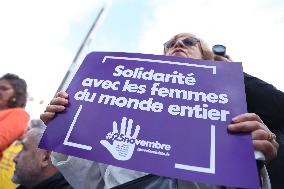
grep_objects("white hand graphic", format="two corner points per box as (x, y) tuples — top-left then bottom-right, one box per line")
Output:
(100, 117), (140, 161)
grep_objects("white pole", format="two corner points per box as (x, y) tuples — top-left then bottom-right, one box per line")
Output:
(56, 0), (112, 92)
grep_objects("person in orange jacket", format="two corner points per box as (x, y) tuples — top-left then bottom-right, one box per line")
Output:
(0, 73), (29, 159)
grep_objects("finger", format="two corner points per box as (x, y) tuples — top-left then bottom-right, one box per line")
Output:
(126, 119), (133, 137)
(272, 139), (279, 153)
(232, 113), (263, 124)
(253, 140), (278, 162)
(56, 91), (68, 98)
(252, 130), (278, 143)
(50, 96), (68, 106)
(120, 117), (127, 135)
(251, 129), (269, 140)
(45, 104), (66, 113)
(132, 125), (140, 139)
(228, 120), (261, 132)
(112, 121), (118, 133)
(40, 112), (55, 124)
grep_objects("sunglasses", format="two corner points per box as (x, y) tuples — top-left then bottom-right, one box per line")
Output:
(163, 37), (200, 53)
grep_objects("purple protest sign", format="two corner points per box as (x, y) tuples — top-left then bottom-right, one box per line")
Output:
(39, 52), (259, 188)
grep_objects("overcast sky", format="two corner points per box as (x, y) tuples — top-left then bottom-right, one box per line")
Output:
(1, 0), (283, 118)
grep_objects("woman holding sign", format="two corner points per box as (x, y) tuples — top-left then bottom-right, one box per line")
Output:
(41, 33), (279, 189)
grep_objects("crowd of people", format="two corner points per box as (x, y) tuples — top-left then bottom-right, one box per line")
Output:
(0, 32), (283, 189)
(0, 74), (73, 189)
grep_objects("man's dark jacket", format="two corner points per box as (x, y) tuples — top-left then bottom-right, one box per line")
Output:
(16, 172), (73, 189)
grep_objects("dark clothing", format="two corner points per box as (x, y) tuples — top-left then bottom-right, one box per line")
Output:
(16, 172), (73, 189)
(244, 73), (284, 189)
(245, 73), (284, 130)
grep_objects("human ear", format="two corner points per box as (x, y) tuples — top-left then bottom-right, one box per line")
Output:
(40, 150), (51, 167)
